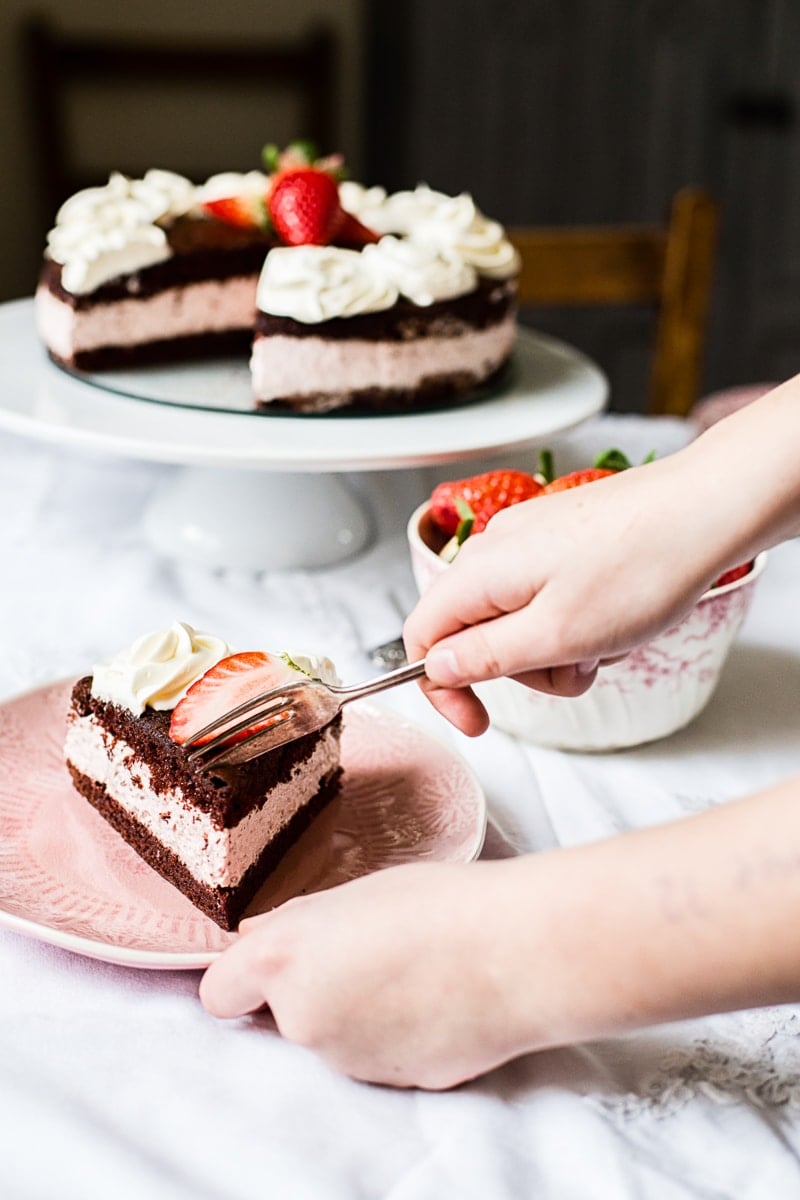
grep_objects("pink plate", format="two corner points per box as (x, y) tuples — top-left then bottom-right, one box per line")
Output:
(0, 680), (486, 969)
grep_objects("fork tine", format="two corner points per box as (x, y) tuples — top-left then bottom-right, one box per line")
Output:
(186, 695), (298, 763)
(193, 708), (298, 769)
(185, 684), (299, 749)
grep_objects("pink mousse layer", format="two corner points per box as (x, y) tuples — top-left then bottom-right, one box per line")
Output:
(35, 278), (258, 359)
(64, 713), (340, 889)
(250, 317), (517, 406)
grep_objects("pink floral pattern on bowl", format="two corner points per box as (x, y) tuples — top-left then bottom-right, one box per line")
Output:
(407, 500), (766, 751)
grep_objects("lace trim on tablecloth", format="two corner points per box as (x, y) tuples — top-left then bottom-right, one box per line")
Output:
(589, 1008), (800, 1122)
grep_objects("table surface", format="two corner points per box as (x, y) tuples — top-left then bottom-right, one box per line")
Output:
(2, 405), (800, 1200)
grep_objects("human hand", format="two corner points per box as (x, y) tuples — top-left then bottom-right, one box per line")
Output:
(199, 860), (536, 1090)
(404, 456), (722, 734)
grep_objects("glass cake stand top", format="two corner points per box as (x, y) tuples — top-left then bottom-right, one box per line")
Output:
(0, 299), (608, 568)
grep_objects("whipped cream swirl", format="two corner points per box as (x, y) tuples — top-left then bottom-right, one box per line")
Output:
(362, 237), (477, 306)
(91, 622), (233, 715)
(194, 170), (269, 205)
(340, 182), (519, 279)
(410, 191), (521, 278)
(47, 169), (197, 294)
(257, 246), (398, 323)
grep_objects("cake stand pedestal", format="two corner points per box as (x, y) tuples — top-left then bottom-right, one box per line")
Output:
(143, 468), (372, 570)
(0, 300), (608, 570)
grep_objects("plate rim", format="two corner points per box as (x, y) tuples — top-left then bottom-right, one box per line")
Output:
(0, 678), (487, 970)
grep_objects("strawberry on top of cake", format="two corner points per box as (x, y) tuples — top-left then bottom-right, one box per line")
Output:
(64, 621), (343, 929)
(37, 141), (520, 413)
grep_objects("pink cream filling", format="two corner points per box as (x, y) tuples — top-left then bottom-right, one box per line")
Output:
(35, 278), (259, 358)
(249, 318), (517, 402)
(64, 713), (340, 889)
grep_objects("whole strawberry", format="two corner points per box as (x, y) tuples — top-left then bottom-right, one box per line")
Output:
(542, 466), (616, 493)
(430, 468), (543, 537)
(539, 447), (643, 493)
(269, 168), (380, 247)
(264, 142), (379, 248)
(268, 167), (342, 245)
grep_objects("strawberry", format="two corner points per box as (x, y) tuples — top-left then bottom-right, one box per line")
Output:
(261, 141), (380, 248)
(541, 466), (616, 493)
(267, 167), (380, 248)
(201, 193), (269, 230)
(538, 447), (639, 494)
(267, 167), (343, 246)
(430, 468), (543, 536)
(169, 651), (299, 748)
(712, 562), (753, 588)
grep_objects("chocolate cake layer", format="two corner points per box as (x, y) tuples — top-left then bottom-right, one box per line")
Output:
(52, 329), (254, 373)
(68, 762), (342, 929)
(254, 277), (517, 342)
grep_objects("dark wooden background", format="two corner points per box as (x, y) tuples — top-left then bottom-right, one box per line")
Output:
(363, 0), (800, 410)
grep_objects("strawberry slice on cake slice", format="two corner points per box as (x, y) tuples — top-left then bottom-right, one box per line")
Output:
(169, 649), (306, 748)
(198, 168), (273, 231)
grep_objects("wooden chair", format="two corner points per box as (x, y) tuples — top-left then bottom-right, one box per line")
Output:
(508, 188), (719, 417)
(20, 14), (338, 232)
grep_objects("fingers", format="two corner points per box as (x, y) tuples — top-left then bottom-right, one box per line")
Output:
(420, 601), (585, 688)
(416, 678), (490, 736)
(511, 660), (599, 697)
(200, 924), (273, 1018)
(404, 526), (540, 664)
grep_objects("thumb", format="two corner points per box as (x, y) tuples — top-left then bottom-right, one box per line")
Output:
(423, 607), (567, 687)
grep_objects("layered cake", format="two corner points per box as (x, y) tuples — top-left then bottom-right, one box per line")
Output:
(252, 181), (519, 413)
(36, 144), (520, 412)
(36, 168), (275, 370)
(63, 622), (343, 929)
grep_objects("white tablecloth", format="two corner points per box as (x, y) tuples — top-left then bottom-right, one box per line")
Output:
(2, 412), (800, 1199)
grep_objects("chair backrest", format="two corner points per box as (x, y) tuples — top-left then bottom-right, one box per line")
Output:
(21, 15), (338, 234)
(508, 188), (719, 417)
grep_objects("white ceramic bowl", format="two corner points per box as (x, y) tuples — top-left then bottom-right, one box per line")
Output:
(407, 500), (766, 751)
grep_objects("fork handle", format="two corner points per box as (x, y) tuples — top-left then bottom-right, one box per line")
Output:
(336, 658), (427, 704)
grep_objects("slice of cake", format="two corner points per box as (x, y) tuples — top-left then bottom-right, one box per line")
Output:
(63, 622), (343, 929)
(36, 142), (520, 412)
(36, 169), (276, 371)
(251, 245), (517, 414)
(250, 179), (519, 413)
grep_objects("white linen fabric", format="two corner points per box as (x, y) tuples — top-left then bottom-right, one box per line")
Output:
(2, 414), (800, 1199)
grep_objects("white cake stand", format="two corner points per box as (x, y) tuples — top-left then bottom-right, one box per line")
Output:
(0, 299), (608, 569)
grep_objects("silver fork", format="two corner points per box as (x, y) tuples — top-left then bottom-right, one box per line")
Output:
(186, 658), (427, 769)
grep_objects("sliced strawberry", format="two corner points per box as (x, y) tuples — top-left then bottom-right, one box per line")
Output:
(542, 467), (617, 493)
(712, 562), (753, 588)
(169, 651), (299, 747)
(430, 469), (543, 536)
(202, 193), (269, 230)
